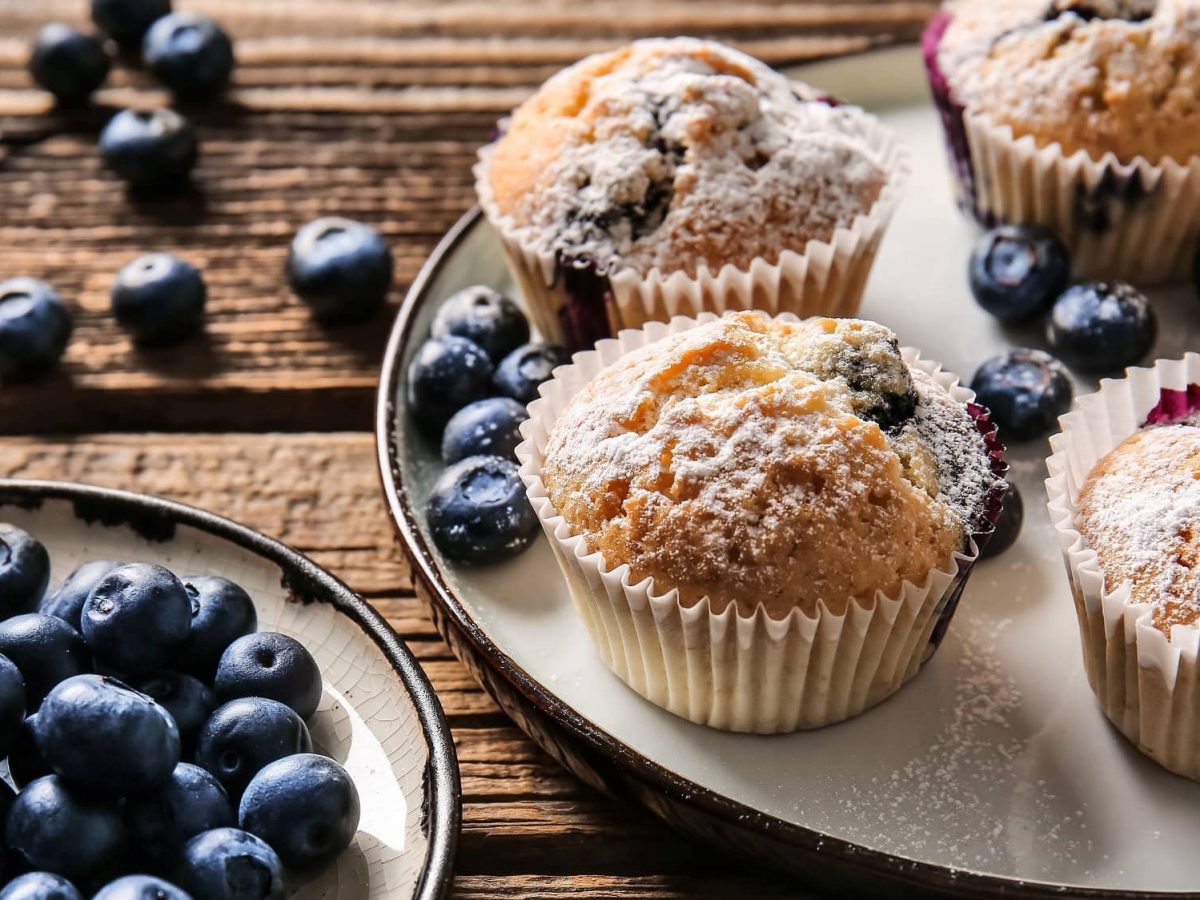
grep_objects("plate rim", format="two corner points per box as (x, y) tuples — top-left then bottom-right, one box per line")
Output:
(0, 477), (461, 900)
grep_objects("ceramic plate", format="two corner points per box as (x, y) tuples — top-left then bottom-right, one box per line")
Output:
(377, 47), (1200, 898)
(0, 480), (459, 900)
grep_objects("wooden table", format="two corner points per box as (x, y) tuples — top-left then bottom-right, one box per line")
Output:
(0, 2), (934, 895)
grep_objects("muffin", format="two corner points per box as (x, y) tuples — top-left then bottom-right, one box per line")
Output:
(924, 0), (1200, 283)
(518, 311), (1007, 733)
(1048, 354), (1200, 778)
(477, 38), (907, 351)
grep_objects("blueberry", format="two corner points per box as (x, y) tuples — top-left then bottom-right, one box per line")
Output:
(431, 286), (530, 363)
(194, 697), (312, 801)
(0, 615), (89, 708)
(239, 754), (360, 873)
(99, 108), (198, 192)
(981, 481), (1023, 560)
(493, 342), (570, 405)
(1047, 281), (1156, 373)
(178, 576), (257, 680)
(0, 279), (73, 382)
(142, 13), (234, 101)
(91, 0), (171, 52)
(92, 877), (191, 900)
(28, 24), (110, 105)
(213, 632), (322, 721)
(0, 873), (84, 900)
(426, 455), (538, 565)
(38, 674), (180, 795)
(111, 254), (206, 345)
(130, 671), (215, 754)
(407, 336), (494, 432)
(38, 559), (123, 631)
(0, 523), (50, 619)
(6, 775), (126, 883)
(125, 763), (234, 869)
(970, 349), (1074, 442)
(968, 225), (1070, 324)
(286, 217), (393, 323)
(0, 652), (26, 758)
(179, 828), (285, 900)
(82, 563), (192, 675)
(9, 714), (51, 788)
(0, 777), (13, 828)
(441, 397), (529, 465)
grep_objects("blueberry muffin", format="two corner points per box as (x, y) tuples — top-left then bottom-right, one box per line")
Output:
(478, 38), (905, 350)
(522, 312), (1006, 731)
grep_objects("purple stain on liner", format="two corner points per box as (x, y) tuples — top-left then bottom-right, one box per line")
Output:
(1143, 385), (1200, 426)
(556, 259), (619, 353)
(922, 10), (979, 217)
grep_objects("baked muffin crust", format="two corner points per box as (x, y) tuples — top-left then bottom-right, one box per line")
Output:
(540, 313), (1000, 618)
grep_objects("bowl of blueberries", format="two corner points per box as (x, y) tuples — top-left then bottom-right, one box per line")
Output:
(0, 480), (458, 900)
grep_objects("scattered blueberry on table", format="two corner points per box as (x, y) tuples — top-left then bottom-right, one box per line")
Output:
(90, 0), (172, 54)
(1046, 281), (1157, 373)
(0, 279), (73, 383)
(111, 253), (207, 345)
(432, 285), (531, 363)
(494, 342), (571, 405)
(971, 349), (1074, 441)
(427, 455), (540, 565)
(969, 224), (1069, 324)
(981, 481), (1023, 559)
(99, 108), (198, 192)
(442, 397), (529, 465)
(286, 217), (394, 323)
(142, 12), (235, 101)
(27, 24), (110, 106)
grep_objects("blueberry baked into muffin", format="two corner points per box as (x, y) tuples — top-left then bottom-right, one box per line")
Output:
(924, 0), (1200, 283)
(520, 312), (1007, 732)
(477, 38), (906, 350)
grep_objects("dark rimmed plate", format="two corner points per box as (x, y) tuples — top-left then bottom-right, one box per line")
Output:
(376, 47), (1200, 898)
(0, 479), (459, 900)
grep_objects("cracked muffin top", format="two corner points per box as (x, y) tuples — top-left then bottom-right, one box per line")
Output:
(481, 38), (889, 278)
(1078, 423), (1200, 634)
(936, 0), (1200, 164)
(539, 313), (1003, 618)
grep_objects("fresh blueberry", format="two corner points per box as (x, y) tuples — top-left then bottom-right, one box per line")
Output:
(82, 563), (192, 675)
(1047, 281), (1157, 372)
(0, 873), (83, 900)
(125, 763), (234, 869)
(426, 455), (538, 565)
(213, 632), (322, 721)
(92, 877), (191, 900)
(142, 13), (234, 101)
(131, 671), (216, 754)
(493, 342), (570, 405)
(111, 253), (206, 345)
(407, 336), (494, 432)
(0, 523), (50, 619)
(38, 559), (122, 631)
(99, 108), (198, 192)
(968, 225), (1070, 324)
(0, 652), (26, 758)
(0, 279), (72, 382)
(981, 481), (1023, 560)
(970, 349), (1074, 442)
(28, 24), (110, 105)
(239, 753), (360, 873)
(180, 828), (285, 900)
(90, 0), (171, 52)
(38, 674), (180, 795)
(6, 775), (126, 884)
(0, 615), (89, 707)
(431, 286), (530, 363)
(178, 576), (257, 680)
(441, 397), (529, 465)
(9, 714), (51, 788)
(194, 697), (312, 801)
(286, 217), (393, 323)
(0, 777), (13, 828)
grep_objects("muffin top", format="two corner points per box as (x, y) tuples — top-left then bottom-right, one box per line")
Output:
(1078, 423), (1200, 634)
(483, 38), (889, 278)
(539, 313), (1002, 618)
(936, 0), (1200, 164)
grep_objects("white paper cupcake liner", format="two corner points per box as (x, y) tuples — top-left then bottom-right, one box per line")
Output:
(516, 312), (988, 734)
(1046, 354), (1200, 780)
(963, 114), (1200, 285)
(475, 114), (909, 351)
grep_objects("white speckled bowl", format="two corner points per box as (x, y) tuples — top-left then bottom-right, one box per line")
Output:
(0, 480), (459, 900)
